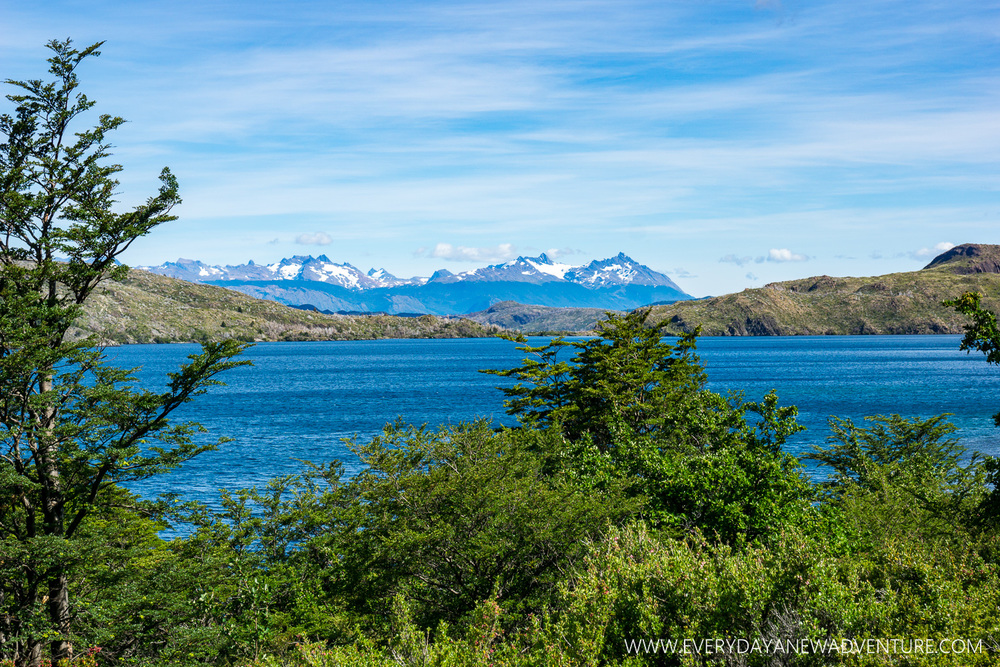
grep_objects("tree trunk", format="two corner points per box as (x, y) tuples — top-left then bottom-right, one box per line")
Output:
(48, 569), (72, 663)
(39, 371), (74, 663)
(28, 639), (43, 667)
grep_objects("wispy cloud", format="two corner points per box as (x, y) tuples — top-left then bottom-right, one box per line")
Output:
(669, 268), (697, 279)
(909, 241), (955, 259)
(542, 247), (581, 260)
(767, 248), (808, 262)
(720, 248), (808, 265)
(419, 243), (518, 263)
(295, 232), (333, 246)
(720, 254), (756, 267)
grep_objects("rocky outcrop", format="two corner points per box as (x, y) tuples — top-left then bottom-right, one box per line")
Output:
(924, 243), (1000, 275)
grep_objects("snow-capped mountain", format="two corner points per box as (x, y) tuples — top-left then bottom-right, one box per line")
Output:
(138, 252), (691, 315)
(367, 267), (424, 288)
(566, 253), (679, 287)
(429, 251), (679, 287)
(142, 252), (676, 290)
(142, 255), (425, 290)
(426, 253), (574, 284)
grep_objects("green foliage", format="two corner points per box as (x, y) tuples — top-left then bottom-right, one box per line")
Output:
(0, 40), (248, 664)
(332, 422), (634, 631)
(947, 291), (1000, 365)
(139, 422), (633, 660)
(487, 310), (811, 543)
(809, 414), (988, 534)
(944, 292), (1000, 528)
(548, 524), (1000, 666)
(241, 521), (1000, 666)
(813, 414), (964, 489)
(485, 311), (706, 446)
(946, 291), (1000, 425)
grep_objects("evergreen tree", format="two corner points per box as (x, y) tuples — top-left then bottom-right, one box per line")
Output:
(946, 291), (1000, 526)
(485, 310), (707, 448)
(0, 40), (247, 664)
(486, 310), (810, 541)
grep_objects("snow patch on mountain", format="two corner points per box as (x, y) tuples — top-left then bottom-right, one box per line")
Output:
(139, 251), (682, 293)
(525, 254), (573, 279)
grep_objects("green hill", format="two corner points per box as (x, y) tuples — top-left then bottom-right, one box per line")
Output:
(648, 243), (1000, 336)
(71, 268), (499, 344)
(465, 300), (616, 334)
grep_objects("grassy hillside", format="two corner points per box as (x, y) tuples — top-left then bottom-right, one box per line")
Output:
(72, 268), (500, 344)
(648, 243), (1000, 336)
(465, 300), (615, 333)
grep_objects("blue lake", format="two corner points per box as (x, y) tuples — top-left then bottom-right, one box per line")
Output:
(105, 335), (1000, 504)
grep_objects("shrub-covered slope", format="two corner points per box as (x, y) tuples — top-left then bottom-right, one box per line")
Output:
(649, 243), (1000, 335)
(72, 268), (499, 344)
(465, 300), (616, 333)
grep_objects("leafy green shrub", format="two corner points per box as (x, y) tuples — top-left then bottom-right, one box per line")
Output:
(330, 422), (636, 631)
(808, 414), (989, 536)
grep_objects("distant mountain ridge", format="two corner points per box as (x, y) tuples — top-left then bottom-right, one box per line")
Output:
(648, 243), (1000, 336)
(73, 269), (499, 345)
(142, 251), (680, 289)
(144, 255), (420, 289)
(139, 252), (692, 315)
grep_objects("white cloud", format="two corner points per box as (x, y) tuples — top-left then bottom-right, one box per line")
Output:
(720, 254), (754, 266)
(670, 267), (696, 279)
(295, 232), (333, 246)
(912, 241), (955, 258)
(767, 248), (808, 262)
(424, 242), (518, 263)
(542, 247), (581, 260)
(746, 272), (759, 281)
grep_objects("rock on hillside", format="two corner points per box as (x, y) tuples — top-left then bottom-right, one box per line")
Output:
(923, 243), (1000, 274)
(465, 301), (615, 334)
(72, 269), (500, 345)
(648, 243), (1000, 336)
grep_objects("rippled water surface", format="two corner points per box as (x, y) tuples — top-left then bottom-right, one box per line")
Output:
(106, 335), (1000, 503)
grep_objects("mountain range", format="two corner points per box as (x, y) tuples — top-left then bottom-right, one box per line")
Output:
(74, 269), (498, 345)
(89, 243), (1000, 341)
(140, 252), (691, 315)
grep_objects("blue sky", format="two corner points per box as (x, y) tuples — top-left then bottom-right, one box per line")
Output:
(3, 0), (998, 296)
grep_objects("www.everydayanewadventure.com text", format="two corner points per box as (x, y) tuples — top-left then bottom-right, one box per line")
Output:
(624, 637), (988, 657)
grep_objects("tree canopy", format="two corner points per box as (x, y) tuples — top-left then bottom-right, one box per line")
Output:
(485, 310), (810, 542)
(1, 39), (247, 665)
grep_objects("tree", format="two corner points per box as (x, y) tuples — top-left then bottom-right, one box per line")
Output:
(807, 414), (987, 532)
(945, 291), (1000, 526)
(0, 40), (247, 665)
(809, 414), (965, 492)
(486, 310), (810, 542)
(484, 310), (708, 449)
(946, 291), (1000, 424)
